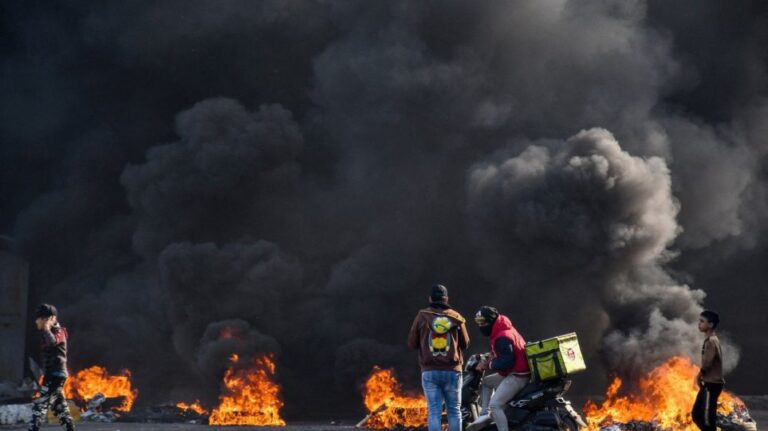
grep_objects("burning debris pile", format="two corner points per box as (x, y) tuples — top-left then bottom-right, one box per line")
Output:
(717, 404), (758, 431)
(176, 400), (208, 416)
(40, 353), (287, 426)
(63, 366), (138, 422)
(358, 366), (427, 430)
(0, 403), (34, 425)
(0, 365), (136, 425)
(584, 357), (757, 431)
(208, 353), (286, 426)
(123, 403), (208, 424)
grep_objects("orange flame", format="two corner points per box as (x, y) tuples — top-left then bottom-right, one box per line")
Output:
(63, 366), (138, 412)
(208, 353), (286, 426)
(362, 366), (427, 429)
(584, 356), (745, 430)
(176, 400), (208, 415)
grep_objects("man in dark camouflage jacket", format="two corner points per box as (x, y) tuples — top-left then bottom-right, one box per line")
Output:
(29, 304), (75, 431)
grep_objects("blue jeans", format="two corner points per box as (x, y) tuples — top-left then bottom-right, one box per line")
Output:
(421, 370), (462, 431)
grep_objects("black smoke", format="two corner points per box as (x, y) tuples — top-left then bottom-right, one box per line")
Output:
(3, 0), (768, 418)
(466, 128), (740, 380)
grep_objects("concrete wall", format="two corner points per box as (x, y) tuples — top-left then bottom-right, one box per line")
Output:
(0, 244), (29, 383)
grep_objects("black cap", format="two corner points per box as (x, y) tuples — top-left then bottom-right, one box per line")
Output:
(35, 304), (57, 319)
(430, 284), (448, 300)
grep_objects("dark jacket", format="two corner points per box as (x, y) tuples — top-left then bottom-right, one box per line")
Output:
(408, 303), (470, 372)
(41, 324), (68, 378)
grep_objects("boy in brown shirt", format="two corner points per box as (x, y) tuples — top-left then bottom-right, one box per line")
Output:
(691, 310), (724, 431)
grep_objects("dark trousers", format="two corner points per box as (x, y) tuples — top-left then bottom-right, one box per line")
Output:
(29, 376), (75, 431)
(691, 382), (723, 431)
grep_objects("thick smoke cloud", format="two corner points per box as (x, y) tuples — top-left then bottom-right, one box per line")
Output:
(121, 99), (306, 403)
(159, 241), (300, 370)
(4, 0), (768, 416)
(662, 119), (755, 250)
(466, 129), (680, 279)
(122, 98), (304, 257)
(467, 128), (739, 379)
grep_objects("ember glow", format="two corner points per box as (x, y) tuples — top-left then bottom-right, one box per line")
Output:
(208, 353), (286, 426)
(63, 366), (138, 412)
(176, 400), (208, 415)
(584, 356), (745, 430)
(361, 366), (427, 429)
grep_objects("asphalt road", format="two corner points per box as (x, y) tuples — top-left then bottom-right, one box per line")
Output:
(1, 414), (765, 430)
(2, 398), (765, 430)
(750, 410), (766, 430)
(1, 422), (358, 431)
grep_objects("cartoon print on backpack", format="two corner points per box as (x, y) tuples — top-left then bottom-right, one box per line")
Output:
(429, 315), (453, 356)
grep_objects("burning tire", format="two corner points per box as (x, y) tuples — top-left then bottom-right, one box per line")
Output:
(717, 413), (758, 431)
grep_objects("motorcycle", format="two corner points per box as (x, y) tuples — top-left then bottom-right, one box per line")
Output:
(460, 354), (586, 431)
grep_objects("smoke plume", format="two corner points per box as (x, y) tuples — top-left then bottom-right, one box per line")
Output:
(466, 128), (739, 380)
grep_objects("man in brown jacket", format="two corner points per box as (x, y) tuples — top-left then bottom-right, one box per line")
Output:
(691, 310), (724, 431)
(408, 284), (470, 431)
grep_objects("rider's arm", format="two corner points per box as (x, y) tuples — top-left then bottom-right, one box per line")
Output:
(489, 337), (515, 371)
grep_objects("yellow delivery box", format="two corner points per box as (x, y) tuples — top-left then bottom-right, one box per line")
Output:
(525, 332), (586, 382)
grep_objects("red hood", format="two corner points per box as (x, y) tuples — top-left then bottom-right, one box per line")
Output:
(488, 314), (530, 375)
(490, 315), (513, 338)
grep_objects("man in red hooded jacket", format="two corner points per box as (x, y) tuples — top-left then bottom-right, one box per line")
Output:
(471, 306), (530, 431)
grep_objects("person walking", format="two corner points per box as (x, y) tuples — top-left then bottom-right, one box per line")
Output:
(691, 310), (725, 431)
(29, 304), (75, 431)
